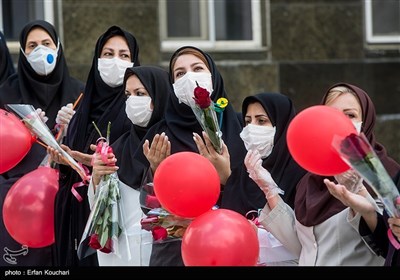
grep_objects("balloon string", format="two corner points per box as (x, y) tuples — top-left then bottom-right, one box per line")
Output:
(36, 139), (48, 149)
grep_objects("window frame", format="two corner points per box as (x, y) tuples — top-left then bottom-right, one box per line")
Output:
(365, 0), (400, 44)
(160, 0), (263, 51)
(0, 0), (56, 52)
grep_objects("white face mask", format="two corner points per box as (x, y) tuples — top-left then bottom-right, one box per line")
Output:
(172, 72), (213, 107)
(125, 95), (153, 127)
(22, 43), (59, 76)
(352, 121), (362, 134)
(98, 57), (133, 88)
(240, 124), (276, 159)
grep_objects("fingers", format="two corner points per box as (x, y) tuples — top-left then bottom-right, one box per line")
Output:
(388, 218), (400, 237)
(92, 152), (118, 173)
(56, 103), (76, 125)
(47, 146), (63, 164)
(89, 144), (97, 152)
(35, 108), (48, 123)
(143, 139), (150, 157)
(143, 133), (170, 172)
(193, 132), (208, 156)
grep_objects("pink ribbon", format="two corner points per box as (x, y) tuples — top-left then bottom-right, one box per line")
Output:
(387, 228), (400, 250)
(71, 163), (91, 202)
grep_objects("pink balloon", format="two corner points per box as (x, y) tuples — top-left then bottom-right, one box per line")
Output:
(0, 109), (35, 173)
(153, 152), (220, 218)
(181, 209), (259, 266)
(3, 166), (59, 248)
(287, 105), (355, 176)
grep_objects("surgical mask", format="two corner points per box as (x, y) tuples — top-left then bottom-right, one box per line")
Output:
(240, 124), (276, 159)
(125, 95), (153, 127)
(98, 57), (133, 88)
(352, 121), (362, 134)
(22, 43), (59, 76)
(172, 72), (213, 107)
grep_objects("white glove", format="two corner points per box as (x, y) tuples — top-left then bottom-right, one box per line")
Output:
(56, 103), (75, 126)
(35, 108), (48, 124)
(244, 149), (284, 199)
(334, 169), (364, 194)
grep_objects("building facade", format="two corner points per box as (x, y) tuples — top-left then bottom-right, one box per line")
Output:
(2, 0), (399, 161)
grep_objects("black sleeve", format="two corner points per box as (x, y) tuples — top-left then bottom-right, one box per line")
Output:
(359, 212), (389, 257)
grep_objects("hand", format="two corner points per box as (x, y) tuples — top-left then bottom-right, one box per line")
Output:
(35, 108), (48, 124)
(193, 131), (231, 185)
(91, 151), (119, 187)
(334, 169), (364, 194)
(69, 144), (97, 166)
(244, 149), (283, 199)
(56, 103), (75, 126)
(388, 217), (400, 240)
(47, 146), (69, 165)
(143, 132), (171, 174)
(323, 178), (376, 215)
(47, 144), (96, 167)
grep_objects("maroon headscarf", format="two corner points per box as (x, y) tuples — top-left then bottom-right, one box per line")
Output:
(295, 82), (400, 226)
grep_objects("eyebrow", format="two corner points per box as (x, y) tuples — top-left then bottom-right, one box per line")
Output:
(245, 114), (269, 118)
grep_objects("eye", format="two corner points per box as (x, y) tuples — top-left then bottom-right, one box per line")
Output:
(136, 91), (146, 97)
(175, 71), (185, 79)
(101, 51), (113, 58)
(120, 53), (131, 60)
(124, 90), (131, 98)
(345, 113), (356, 119)
(194, 66), (206, 72)
(27, 43), (37, 49)
(257, 117), (272, 126)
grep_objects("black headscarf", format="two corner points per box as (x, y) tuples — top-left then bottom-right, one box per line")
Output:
(0, 20), (83, 128)
(0, 31), (15, 85)
(221, 93), (307, 215)
(112, 65), (172, 187)
(54, 26), (140, 266)
(295, 83), (400, 227)
(132, 46), (247, 266)
(0, 20), (83, 266)
(66, 25), (140, 153)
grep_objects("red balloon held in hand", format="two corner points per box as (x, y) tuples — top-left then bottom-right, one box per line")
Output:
(153, 152), (220, 218)
(181, 209), (259, 266)
(0, 109), (35, 173)
(287, 105), (355, 176)
(3, 166), (59, 248)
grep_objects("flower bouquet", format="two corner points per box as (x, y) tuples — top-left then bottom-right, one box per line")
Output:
(190, 82), (223, 154)
(139, 169), (192, 243)
(78, 122), (129, 259)
(332, 132), (400, 218)
(140, 208), (192, 243)
(5, 104), (88, 181)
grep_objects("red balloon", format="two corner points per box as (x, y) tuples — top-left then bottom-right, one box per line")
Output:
(3, 166), (59, 248)
(181, 209), (259, 266)
(0, 109), (35, 173)
(153, 152), (220, 218)
(287, 105), (355, 176)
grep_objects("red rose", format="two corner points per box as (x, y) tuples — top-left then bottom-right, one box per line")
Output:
(89, 234), (102, 250)
(99, 238), (113, 254)
(140, 215), (159, 231)
(193, 83), (211, 109)
(152, 226), (168, 241)
(341, 133), (371, 161)
(145, 194), (161, 209)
